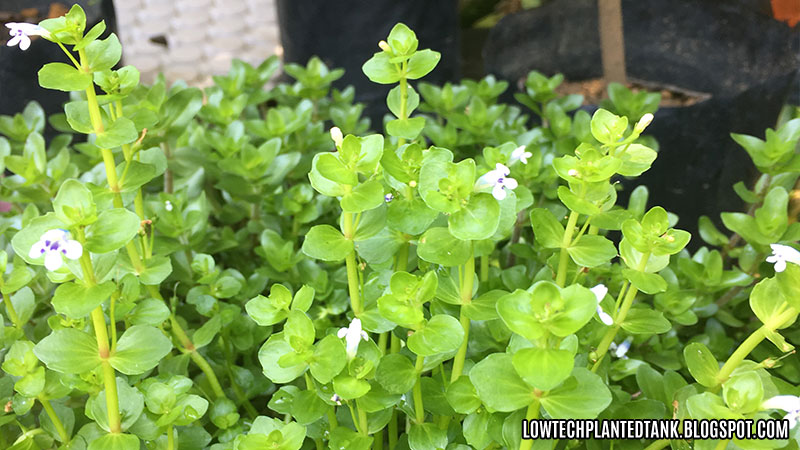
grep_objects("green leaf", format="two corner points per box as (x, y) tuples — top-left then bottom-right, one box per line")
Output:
(85, 208), (140, 253)
(110, 325), (172, 375)
(723, 371), (763, 414)
(52, 281), (115, 319)
(620, 308), (672, 334)
(34, 329), (100, 373)
(38, 63), (92, 92)
(258, 334), (306, 383)
(192, 316), (222, 349)
(449, 193), (500, 240)
(85, 34), (122, 72)
(53, 179), (96, 226)
(530, 208), (565, 248)
(333, 375), (371, 400)
(315, 152), (357, 185)
(301, 225), (353, 262)
(386, 117), (426, 140)
(417, 227), (472, 267)
(406, 49), (441, 79)
(540, 368), (612, 419)
(95, 117), (138, 148)
(118, 161), (158, 193)
(408, 423), (447, 450)
(309, 335), (346, 384)
(470, 353), (534, 412)
(776, 264), (800, 313)
(129, 298), (170, 326)
(622, 269), (667, 294)
(567, 235), (617, 267)
(407, 314), (464, 356)
(751, 277), (795, 328)
(616, 143), (657, 177)
(683, 342), (719, 387)
(362, 52), (401, 84)
(87, 433), (139, 450)
(512, 348), (574, 391)
(341, 180), (384, 213)
(590, 109), (628, 145)
(445, 376), (481, 414)
(376, 353), (417, 394)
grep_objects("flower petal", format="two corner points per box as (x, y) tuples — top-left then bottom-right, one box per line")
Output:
(337, 328), (348, 339)
(44, 251), (63, 271)
(492, 184), (507, 200)
(42, 229), (67, 242)
(591, 284), (609, 302)
(28, 241), (47, 259)
(762, 395), (800, 413)
(7, 35), (21, 47)
(597, 307), (614, 326)
(775, 259), (787, 273)
(503, 177), (518, 190)
(62, 240), (83, 260)
(19, 35), (31, 50)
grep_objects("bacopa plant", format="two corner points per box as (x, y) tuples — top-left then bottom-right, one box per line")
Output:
(1, 5), (800, 450)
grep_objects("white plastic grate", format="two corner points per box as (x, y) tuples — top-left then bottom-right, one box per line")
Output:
(112, 0), (281, 86)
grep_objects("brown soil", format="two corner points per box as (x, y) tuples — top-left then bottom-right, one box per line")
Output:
(556, 77), (711, 107)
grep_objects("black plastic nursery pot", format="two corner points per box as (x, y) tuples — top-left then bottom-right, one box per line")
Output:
(484, 0), (799, 236)
(0, 0), (115, 120)
(276, 0), (460, 126)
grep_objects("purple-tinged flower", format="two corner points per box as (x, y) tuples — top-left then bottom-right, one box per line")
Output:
(28, 229), (82, 271)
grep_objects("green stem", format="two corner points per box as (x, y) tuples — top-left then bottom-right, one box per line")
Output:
(357, 404), (369, 436)
(413, 355), (425, 423)
(189, 350), (225, 399)
(714, 306), (797, 387)
(480, 255), (489, 282)
(91, 307), (122, 433)
(388, 410), (398, 450)
(343, 212), (363, 316)
(642, 439), (670, 450)
(518, 399), (541, 450)
(327, 408), (338, 430)
(1, 288), (22, 329)
(395, 242), (409, 273)
(39, 398), (69, 443)
(592, 253), (649, 372)
(555, 212), (580, 287)
(450, 311), (471, 384)
(167, 424), (175, 450)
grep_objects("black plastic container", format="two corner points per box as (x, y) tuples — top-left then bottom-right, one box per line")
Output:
(276, 0), (460, 125)
(484, 0), (799, 235)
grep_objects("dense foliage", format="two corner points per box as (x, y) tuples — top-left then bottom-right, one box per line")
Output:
(1, 6), (800, 450)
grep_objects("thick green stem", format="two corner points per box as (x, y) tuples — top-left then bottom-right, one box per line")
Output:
(714, 306), (797, 387)
(555, 212), (580, 287)
(342, 212), (363, 316)
(39, 397), (69, 443)
(167, 424), (175, 450)
(519, 399), (541, 450)
(189, 350), (225, 399)
(592, 253), (649, 371)
(92, 307), (122, 433)
(388, 410), (398, 450)
(357, 404), (369, 436)
(395, 242), (408, 272)
(413, 355), (425, 423)
(451, 254), (474, 383)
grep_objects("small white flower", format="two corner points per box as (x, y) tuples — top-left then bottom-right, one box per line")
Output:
(384, 193), (394, 203)
(510, 145), (532, 165)
(762, 395), (800, 428)
(766, 244), (800, 273)
(165, 200), (173, 211)
(6, 22), (50, 51)
(634, 113), (654, 133)
(28, 229), (83, 271)
(329, 127), (343, 148)
(476, 163), (518, 200)
(330, 394), (342, 406)
(338, 318), (368, 359)
(567, 169), (580, 178)
(609, 337), (632, 359)
(591, 284), (613, 326)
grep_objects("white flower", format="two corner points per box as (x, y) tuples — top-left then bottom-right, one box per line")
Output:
(165, 200), (173, 211)
(330, 127), (343, 148)
(634, 113), (654, 133)
(591, 284), (613, 326)
(762, 395), (800, 428)
(384, 193), (394, 203)
(510, 145), (532, 165)
(609, 337), (632, 359)
(330, 393), (342, 406)
(477, 163), (518, 200)
(28, 229), (83, 271)
(766, 244), (800, 273)
(338, 318), (368, 359)
(6, 22), (50, 51)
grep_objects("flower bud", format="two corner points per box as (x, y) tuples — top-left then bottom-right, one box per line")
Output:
(409, 180), (417, 188)
(329, 127), (343, 147)
(567, 169), (579, 178)
(378, 40), (391, 52)
(634, 113), (654, 133)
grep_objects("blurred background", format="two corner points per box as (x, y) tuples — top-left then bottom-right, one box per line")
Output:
(0, 0), (799, 232)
